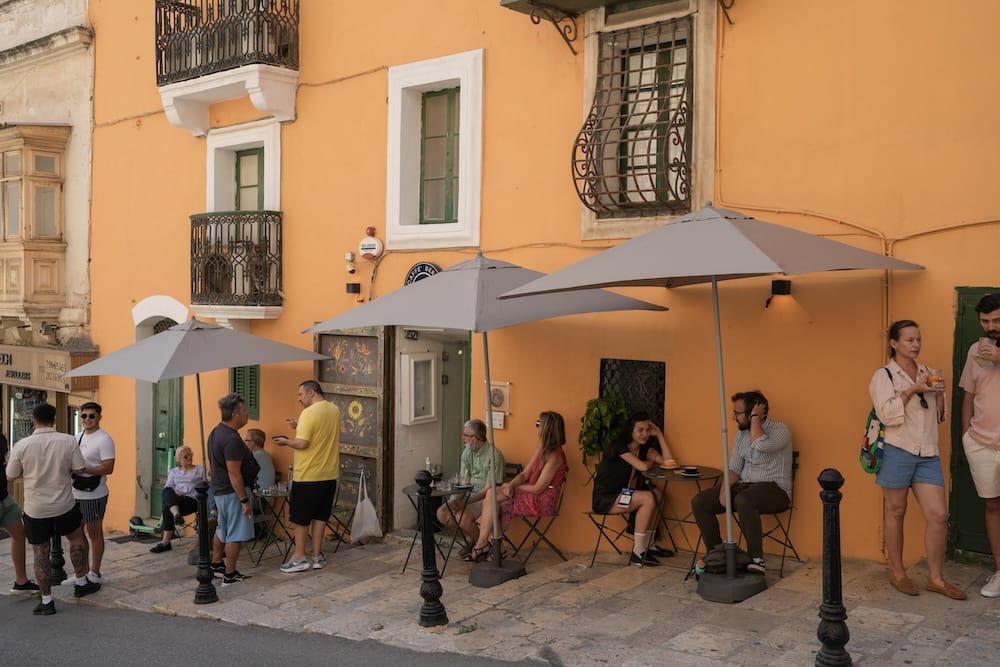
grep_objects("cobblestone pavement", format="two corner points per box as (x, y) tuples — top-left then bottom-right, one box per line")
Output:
(2, 531), (998, 665)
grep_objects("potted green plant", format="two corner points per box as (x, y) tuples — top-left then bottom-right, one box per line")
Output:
(578, 397), (629, 470)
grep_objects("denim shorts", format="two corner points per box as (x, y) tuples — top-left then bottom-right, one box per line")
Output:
(876, 444), (945, 489)
(214, 492), (254, 543)
(0, 495), (22, 527)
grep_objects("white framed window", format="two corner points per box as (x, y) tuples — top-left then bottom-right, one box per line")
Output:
(386, 49), (483, 250)
(579, 0), (715, 241)
(400, 351), (438, 425)
(205, 118), (281, 213)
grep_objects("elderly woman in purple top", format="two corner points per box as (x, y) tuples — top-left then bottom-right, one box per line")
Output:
(149, 446), (205, 553)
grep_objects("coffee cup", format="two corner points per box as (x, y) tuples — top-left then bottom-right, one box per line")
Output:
(683, 466), (699, 475)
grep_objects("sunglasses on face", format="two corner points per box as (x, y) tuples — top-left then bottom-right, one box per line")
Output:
(81, 413), (99, 419)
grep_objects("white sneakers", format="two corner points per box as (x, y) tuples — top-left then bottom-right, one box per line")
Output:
(279, 558), (310, 573)
(981, 573), (1000, 598)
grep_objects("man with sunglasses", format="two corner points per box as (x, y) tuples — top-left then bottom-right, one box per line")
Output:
(71, 401), (115, 586)
(691, 390), (792, 575)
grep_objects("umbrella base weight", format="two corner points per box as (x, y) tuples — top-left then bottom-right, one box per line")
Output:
(469, 559), (526, 588)
(697, 571), (767, 603)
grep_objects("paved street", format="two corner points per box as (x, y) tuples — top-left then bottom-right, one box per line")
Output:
(2, 531), (1000, 665)
(0, 593), (532, 666)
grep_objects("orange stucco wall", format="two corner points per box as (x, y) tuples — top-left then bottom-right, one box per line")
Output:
(86, 0), (1000, 567)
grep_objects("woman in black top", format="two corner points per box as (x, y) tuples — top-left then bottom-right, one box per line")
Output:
(592, 414), (675, 565)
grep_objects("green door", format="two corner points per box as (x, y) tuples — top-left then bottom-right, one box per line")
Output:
(947, 286), (1000, 562)
(151, 377), (183, 517)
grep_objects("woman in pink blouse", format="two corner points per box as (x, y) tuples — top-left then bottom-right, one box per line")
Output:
(869, 320), (965, 600)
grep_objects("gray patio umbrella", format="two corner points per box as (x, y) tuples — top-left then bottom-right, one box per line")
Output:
(64, 317), (328, 467)
(305, 252), (667, 584)
(501, 205), (924, 596)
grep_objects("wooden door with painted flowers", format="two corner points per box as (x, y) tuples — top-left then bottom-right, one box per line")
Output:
(315, 328), (391, 530)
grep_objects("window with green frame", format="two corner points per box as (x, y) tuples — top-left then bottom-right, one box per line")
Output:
(419, 88), (460, 224)
(235, 147), (264, 212)
(231, 365), (260, 420)
(572, 16), (692, 218)
(231, 148), (264, 398)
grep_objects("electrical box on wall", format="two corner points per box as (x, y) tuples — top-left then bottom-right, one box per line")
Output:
(400, 351), (437, 425)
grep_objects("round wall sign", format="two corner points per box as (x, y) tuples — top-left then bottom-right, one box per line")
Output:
(404, 262), (440, 285)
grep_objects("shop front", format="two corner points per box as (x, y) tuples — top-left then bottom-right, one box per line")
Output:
(0, 343), (97, 505)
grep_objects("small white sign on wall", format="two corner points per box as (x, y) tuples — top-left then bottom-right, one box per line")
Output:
(490, 410), (505, 430)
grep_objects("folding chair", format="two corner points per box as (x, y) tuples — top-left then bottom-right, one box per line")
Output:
(510, 480), (568, 564)
(585, 510), (633, 567)
(498, 463), (523, 554)
(736, 450), (801, 577)
(326, 467), (364, 552)
(504, 462), (524, 483)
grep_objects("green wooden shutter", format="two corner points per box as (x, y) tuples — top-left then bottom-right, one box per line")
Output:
(231, 365), (260, 420)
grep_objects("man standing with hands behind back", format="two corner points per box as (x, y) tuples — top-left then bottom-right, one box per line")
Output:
(273, 380), (342, 573)
(959, 293), (1000, 598)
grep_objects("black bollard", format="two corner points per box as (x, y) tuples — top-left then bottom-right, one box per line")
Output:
(816, 469), (851, 666)
(416, 470), (447, 627)
(49, 534), (67, 584)
(193, 480), (218, 604)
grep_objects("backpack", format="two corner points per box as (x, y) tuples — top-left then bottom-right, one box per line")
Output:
(860, 367), (893, 474)
(695, 543), (751, 576)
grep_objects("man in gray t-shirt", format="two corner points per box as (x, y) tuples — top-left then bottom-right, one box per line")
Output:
(244, 428), (275, 491)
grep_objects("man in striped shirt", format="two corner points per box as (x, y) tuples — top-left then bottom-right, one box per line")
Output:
(691, 390), (793, 574)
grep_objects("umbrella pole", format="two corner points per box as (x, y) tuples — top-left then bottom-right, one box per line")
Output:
(469, 331), (525, 588)
(696, 278), (766, 603)
(482, 331), (502, 562)
(196, 373), (207, 479)
(711, 277), (736, 552)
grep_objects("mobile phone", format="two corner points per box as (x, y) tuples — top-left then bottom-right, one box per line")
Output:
(272, 435), (285, 441)
(617, 488), (634, 507)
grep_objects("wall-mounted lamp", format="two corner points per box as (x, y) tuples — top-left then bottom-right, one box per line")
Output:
(39, 321), (62, 336)
(765, 279), (792, 309)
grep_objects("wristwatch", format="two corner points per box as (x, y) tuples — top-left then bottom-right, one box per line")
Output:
(239, 497), (249, 504)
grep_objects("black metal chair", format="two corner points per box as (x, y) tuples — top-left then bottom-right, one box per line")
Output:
(509, 479), (568, 564)
(736, 451), (801, 577)
(585, 509), (634, 567)
(325, 467), (365, 552)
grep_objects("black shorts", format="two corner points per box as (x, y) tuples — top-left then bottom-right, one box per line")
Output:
(22, 504), (83, 545)
(288, 479), (337, 526)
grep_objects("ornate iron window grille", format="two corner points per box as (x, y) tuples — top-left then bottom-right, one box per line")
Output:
(573, 17), (693, 219)
(155, 0), (300, 87)
(190, 210), (283, 307)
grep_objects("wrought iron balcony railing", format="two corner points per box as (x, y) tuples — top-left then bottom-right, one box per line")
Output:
(191, 210), (283, 307)
(155, 0), (299, 86)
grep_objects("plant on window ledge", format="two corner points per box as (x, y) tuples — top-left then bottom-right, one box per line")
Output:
(579, 397), (628, 473)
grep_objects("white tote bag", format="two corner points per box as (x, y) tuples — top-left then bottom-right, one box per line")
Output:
(350, 470), (382, 544)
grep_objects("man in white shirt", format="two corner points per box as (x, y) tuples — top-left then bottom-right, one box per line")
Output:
(71, 401), (115, 584)
(6, 403), (99, 615)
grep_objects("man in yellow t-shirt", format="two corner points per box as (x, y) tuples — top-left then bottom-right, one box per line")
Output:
(272, 380), (341, 573)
